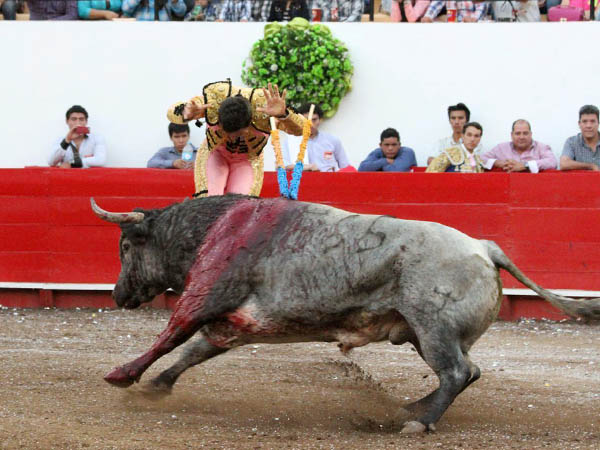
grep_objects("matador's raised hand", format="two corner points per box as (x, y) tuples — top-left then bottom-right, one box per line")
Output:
(183, 100), (210, 121)
(256, 83), (288, 118)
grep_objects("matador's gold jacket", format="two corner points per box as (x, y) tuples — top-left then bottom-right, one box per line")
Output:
(167, 79), (306, 197)
(426, 145), (485, 173)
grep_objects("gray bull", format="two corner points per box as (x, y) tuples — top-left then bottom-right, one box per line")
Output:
(91, 194), (599, 433)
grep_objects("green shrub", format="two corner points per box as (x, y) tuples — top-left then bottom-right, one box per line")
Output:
(242, 18), (353, 118)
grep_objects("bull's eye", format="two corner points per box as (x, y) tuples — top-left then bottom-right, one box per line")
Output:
(122, 242), (131, 252)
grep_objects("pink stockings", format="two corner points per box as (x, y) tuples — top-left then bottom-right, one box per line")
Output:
(206, 145), (254, 196)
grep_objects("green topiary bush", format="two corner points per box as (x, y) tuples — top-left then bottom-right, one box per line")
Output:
(242, 18), (353, 118)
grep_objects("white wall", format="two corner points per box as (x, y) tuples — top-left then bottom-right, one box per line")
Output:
(2, 21), (599, 169)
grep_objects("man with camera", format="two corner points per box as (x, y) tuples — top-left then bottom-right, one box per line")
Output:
(48, 105), (107, 169)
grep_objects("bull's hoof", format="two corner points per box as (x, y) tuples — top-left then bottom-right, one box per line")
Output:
(401, 421), (428, 434)
(104, 366), (138, 388)
(138, 378), (173, 400)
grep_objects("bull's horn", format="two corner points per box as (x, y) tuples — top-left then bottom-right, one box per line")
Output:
(90, 198), (144, 224)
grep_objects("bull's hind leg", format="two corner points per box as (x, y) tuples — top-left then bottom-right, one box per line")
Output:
(144, 337), (228, 394)
(460, 353), (481, 392)
(404, 350), (480, 416)
(401, 335), (474, 433)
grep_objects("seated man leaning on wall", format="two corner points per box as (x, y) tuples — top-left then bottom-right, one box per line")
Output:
(426, 122), (485, 173)
(358, 128), (417, 172)
(284, 103), (351, 172)
(48, 105), (107, 169)
(147, 123), (197, 169)
(481, 119), (557, 172)
(560, 105), (600, 172)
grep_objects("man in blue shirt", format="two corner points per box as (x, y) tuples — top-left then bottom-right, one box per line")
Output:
(358, 128), (417, 172)
(147, 123), (197, 169)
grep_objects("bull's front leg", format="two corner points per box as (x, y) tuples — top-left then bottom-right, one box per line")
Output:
(104, 302), (210, 388)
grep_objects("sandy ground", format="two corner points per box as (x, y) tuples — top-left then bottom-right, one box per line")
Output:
(0, 307), (598, 449)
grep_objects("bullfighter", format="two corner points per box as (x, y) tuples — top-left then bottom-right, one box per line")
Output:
(167, 79), (306, 197)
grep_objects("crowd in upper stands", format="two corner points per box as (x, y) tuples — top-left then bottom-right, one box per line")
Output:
(2, 0), (599, 21)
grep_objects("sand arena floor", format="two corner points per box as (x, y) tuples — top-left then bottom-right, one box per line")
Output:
(0, 307), (598, 449)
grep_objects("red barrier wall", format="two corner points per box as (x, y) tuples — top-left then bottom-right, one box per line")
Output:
(1, 167), (597, 320)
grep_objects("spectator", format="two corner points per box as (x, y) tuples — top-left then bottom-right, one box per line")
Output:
(48, 105), (107, 169)
(421, 1), (488, 22)
(482, 120), (556, 173)
(491, 0), (540, 21)
(390, 0), (430, 22)
(285, 103), (351, 172)
(184, 0), (220, 20)
(181, 0), (194, 17)
(1, 0), (25, 19)
(121, 0), (186, 20)
(337, 0), (364, 20)
(268, 0), (310, 21)
(560, 105), (600, 171)
(427, 102), (471, 165)
(311, 0), (364, 21)
(251, 0), (272, 21)
(426, 122), (485, 172)
(218, 0), (251, 21)
(147, 123), (197, 169)
(27, 0), (78, 20)
(78, 0), (122, 19)
(358, 128), (417, 172)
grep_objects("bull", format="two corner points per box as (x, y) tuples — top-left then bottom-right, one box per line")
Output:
(91, 195), (600, 433)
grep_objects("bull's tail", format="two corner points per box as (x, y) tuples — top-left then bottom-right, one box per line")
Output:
(483, 240), (600, 320)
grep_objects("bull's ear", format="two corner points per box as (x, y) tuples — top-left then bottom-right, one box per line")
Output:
(121, 221), (149, 237)
(120, 212), (155, 243)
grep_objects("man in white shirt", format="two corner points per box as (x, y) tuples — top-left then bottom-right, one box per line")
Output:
(283, 103), (350, 172)
(427, 102), (471, 165)
(48, 105), (107, 168)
